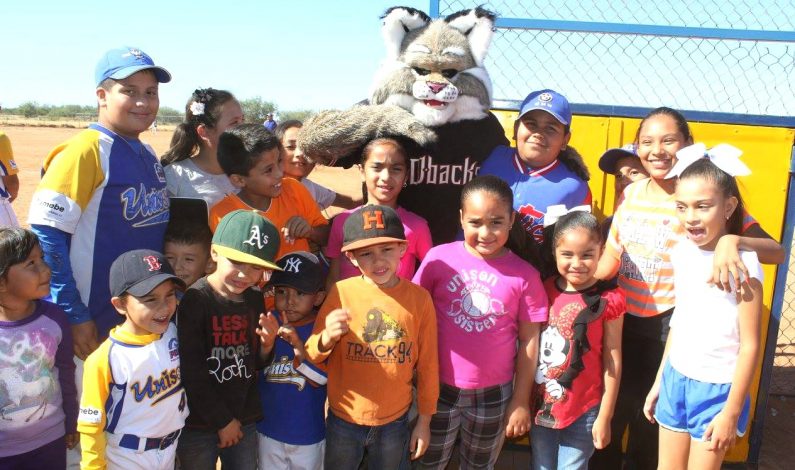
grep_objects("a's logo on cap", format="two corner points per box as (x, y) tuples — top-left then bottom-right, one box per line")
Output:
(538, 92), (553, 102)
(244, 225), (269, 249)
(142, 255), (161, 272)
(362, 210), (385, 230)
(284, 257), (302, 273)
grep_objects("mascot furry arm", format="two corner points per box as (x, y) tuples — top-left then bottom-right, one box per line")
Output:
(298, 6), (510, 244)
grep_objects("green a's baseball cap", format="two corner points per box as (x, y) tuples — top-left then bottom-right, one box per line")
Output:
(212, 210), (281, 270)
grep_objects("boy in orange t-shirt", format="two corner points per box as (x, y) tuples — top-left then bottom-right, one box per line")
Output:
(209, 123), (329, 260)
(306, 205), (439, 468)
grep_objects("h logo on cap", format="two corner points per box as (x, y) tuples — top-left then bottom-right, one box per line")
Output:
(244, 225), (269, 249)
(284, 257), (302, 273)
(143, 255), (161, 272)
(362, 210), (385, 230)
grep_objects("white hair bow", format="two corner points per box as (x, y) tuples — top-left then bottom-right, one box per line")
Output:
(544, 204), (591, 227)
(666, 143), (751, 179)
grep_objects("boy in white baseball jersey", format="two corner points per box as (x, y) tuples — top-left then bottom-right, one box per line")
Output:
(77, 249), (187, 470)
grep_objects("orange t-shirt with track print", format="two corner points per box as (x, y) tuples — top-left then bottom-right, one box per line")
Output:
(306, 276), (439, 426)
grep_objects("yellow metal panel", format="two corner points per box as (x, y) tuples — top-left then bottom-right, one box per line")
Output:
(491, 109), (794, 462)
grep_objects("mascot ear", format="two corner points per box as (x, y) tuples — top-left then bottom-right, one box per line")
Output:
(444, 7), (497, 67)
(381, 6), (431, 60)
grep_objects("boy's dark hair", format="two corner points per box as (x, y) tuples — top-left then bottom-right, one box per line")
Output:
(164, 219), (213, 249)
(161, 88), (237, 165)
(635, 106), (693, 144)
(0, 227), (40, 279)
(274, 120), (303, 142)
(677, 158), (745, 235)
(217, 123), (283, 177)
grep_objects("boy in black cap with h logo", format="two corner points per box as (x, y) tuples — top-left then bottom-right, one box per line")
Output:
(257, 251), (328, 469)
(176, 210), (283, 469)
(305, 205), (439, 468)
(78, 249), (187, 469)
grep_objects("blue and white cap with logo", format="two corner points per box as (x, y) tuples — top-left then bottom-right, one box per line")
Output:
(518, 89), (572, 126)
(95, 46), (172, 86)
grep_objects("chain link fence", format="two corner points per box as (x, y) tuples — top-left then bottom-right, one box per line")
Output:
(433, 1), (795, 394)
(435, 0), (795, 116)
(771, 239), (795, 396)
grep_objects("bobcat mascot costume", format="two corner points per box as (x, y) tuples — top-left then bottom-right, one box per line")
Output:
(298, 6), (509, 244)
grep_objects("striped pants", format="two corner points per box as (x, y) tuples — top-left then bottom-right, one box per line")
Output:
(416, 381), (512, 470)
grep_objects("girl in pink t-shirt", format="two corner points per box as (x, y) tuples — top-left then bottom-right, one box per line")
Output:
(413, 175), (548, 469)
(324, 138), (432, 290)
(531, 210), (625, 470)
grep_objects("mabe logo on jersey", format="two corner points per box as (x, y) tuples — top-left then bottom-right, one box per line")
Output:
(243, 225), (269, 249)
(362, 210), (385, 230)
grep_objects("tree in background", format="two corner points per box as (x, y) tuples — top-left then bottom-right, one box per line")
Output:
(240, 97), (277, 122)
(278, 109), (313, 122)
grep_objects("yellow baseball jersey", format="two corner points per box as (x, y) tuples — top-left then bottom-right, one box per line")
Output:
(78, 323), (188, 469)
(0, 131), (19, 201)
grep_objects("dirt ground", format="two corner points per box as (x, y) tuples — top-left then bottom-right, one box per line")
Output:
(2, 124), (793, 469)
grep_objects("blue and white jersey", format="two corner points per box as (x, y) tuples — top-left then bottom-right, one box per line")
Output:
(257, 320), (327, 445)
(28, 124), (169, 336)
(480, 145), (592, 243)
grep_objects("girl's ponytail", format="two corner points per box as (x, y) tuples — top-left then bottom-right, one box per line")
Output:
(160, 88), (237, 166)
(557, 145), (590, 182)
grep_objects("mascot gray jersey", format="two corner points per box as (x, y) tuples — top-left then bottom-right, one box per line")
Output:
(298, 6), (509, 244)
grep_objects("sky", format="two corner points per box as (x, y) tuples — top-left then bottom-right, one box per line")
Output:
(0, 0), (428, 111)
(2, 0), (792, 118)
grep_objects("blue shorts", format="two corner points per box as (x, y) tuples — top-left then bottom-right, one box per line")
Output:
(654, 361), (750, 441)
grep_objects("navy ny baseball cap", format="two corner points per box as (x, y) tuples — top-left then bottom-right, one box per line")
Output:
(518, 89), (572, 126)
(342, 205), (406, 252)
(268, 251), (324, 294)
(110, 249), (186, 297)
(598, 143), (638, 174)
(95, 46), (171, 86)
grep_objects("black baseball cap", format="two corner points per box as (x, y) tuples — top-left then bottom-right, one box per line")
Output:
(267, 251), (324, 294)
(110, 249), (186, 297)
(598, 143), (638, 174)
(342, 204), (406, 252)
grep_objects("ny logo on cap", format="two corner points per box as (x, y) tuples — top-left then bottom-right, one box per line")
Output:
(244, 225), (269, 249)
(284, 257), (302, 273)
(143, 255), (161, 271)
(362, 210), (385, 230)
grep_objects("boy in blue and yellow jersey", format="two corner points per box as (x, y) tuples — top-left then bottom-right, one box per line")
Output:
(78, 249), (187, 470)
(28, 47), (172, 360)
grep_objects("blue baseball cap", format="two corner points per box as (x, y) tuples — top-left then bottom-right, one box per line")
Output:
(598, 143), (638, 174)
(95, 47), (171, 87)
(518, 89), (571, 126)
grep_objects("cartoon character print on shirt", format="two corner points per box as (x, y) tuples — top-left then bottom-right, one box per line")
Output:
(534, 284), (608, 427)
(446, 269), (507, 333)
(618, 213), (677, 283)
(346, 308), (412, 364)
(518, 203), (545, 243)
(0, 330), (59, 422)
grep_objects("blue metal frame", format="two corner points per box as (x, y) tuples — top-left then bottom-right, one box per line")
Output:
(495, 18), (795, 42)
(748, 148), (795, 464)
(492, 100), (795, 128)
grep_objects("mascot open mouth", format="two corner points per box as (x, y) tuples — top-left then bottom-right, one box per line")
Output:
(423, 99), (447, 108)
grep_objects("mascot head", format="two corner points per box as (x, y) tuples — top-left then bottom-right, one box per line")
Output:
(370, 6), (496, 127)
